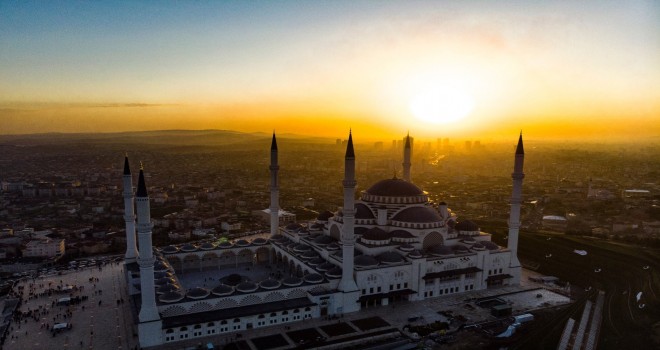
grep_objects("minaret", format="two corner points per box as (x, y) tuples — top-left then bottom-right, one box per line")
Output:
(123, 155), (139, 263)
(135, 165), (160, 324)
(402, 133), (412, 182)
(269, 132), (280, 237)
(339, 130), (359, 294)
(507, 133), (525, 284)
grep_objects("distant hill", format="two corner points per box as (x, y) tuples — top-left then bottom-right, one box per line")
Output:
(0, 129), (335, 147)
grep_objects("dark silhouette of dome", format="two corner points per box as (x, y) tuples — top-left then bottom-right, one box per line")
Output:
(200, 242), (216, 250)
(282, 276), (303, 286)
(471, 242), (486, 251)
(308, 257), (325, 266)
(398, 243), (415, 252)
(317, 262), (336, 272)
(354, 255), (379, 267)
(303, 273), (324, 284)
(325, 267), (342, 279)
(157, 283), (180, 294)
(377, 251), (405, 264)
(362, 227), (390, 241)
(159, 291), (184, 303)
(259, 279), (281, 290)
(162, 246), (179, 254)
(455, 220), (479, 231)
(236, 281), (258, 293)
(181, 244), (198, 252)
(392, 207), (442, 223)
(211, 284), (234, 296)
(366, 178), (423, 196)
(429, 245), (453, 257)
(218, 241), (233, 248)
(252, 238), (268, 245)
(408, 250), (423, 259)
(316, 210), (334, 221)
(187, 287), (210, 299)
(313, 235), (335, 245)
(234, 239), (250, 247)
(482, 241), (499, 250)
(355, 203), (375, 219)
(391, 230), (415, 239)
(453, 245), (469, 253)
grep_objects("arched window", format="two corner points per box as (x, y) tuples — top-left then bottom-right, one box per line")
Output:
(180, 327), (188, 331)
(207, 322), (215, 327)
(194, 324), (201, 329)
(258, 314), (265, 319)
(220, 320), (227, 325)
(293, 309), (300, 313)
(233, 318), (240, 323)
(166, 329), (174, 334)
(282, 311), (288, 315)
(270, 312), (277, 317)
(304, 307), (311, 311)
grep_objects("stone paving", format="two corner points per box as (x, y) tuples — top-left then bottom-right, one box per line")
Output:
(5, 261), (138, 350)
(2, 262), (570, 350)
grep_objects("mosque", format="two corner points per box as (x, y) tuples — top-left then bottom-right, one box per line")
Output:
(122, 131), (526, 347)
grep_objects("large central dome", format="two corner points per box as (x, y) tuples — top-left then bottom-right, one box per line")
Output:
(365, 178), (423, 197)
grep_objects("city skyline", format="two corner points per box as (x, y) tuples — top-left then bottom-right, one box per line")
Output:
(1, 1), (659, 140)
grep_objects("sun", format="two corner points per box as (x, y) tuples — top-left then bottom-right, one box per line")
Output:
(409, 86), (475, 124)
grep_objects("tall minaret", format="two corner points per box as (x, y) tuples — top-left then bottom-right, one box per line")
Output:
(269, 132), (280, 237)
(339, 130), (359, 293)
(402, 133), (412, 182)
(135, 165), (160, 324)
(123, 155), (139, 263)
(507, 133), (525, 284)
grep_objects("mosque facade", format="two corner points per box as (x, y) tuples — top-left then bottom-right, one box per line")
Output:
(123, 131), (526, 347)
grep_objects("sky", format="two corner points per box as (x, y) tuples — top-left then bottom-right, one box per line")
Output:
(1, 0), (658, 141)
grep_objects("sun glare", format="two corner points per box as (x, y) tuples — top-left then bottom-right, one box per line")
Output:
(409, 86), (475, 124)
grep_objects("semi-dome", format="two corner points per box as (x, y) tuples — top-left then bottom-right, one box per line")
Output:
(392, 207), (443, 223)
(211, 284), (234, 296)
(326, 243), (340, 251)
(366, 178), (423, 196)
(408, 250), (424, 259)
(187, 287), (210, 299)
(455, 220), (479, 232)
(377, 251), (405, 264)
(301, 250), (318, 260)
(354, 255), (379, 268)
(293, 244), (312, 253)
(391, 230), (415, 239)
(362, 227), (389, 241)
(452, 245), (469, 253)
(355, 203), (375, 219)
(429, 245), (453, 257)
(313, 235), (335, 245)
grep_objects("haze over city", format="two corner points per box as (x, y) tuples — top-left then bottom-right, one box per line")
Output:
(1, 0), (659, 140)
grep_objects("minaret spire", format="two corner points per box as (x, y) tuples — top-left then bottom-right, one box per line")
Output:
(269, 132), (280, 237)
(507, 132), (525, 284)
(122, 155), (139, 262)
(402, 133), (412, 182)
(339, 129), (359, 301)
(135, 165), (161, 338)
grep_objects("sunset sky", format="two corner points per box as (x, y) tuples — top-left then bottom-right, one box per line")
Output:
(1, 1), (658, 141)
